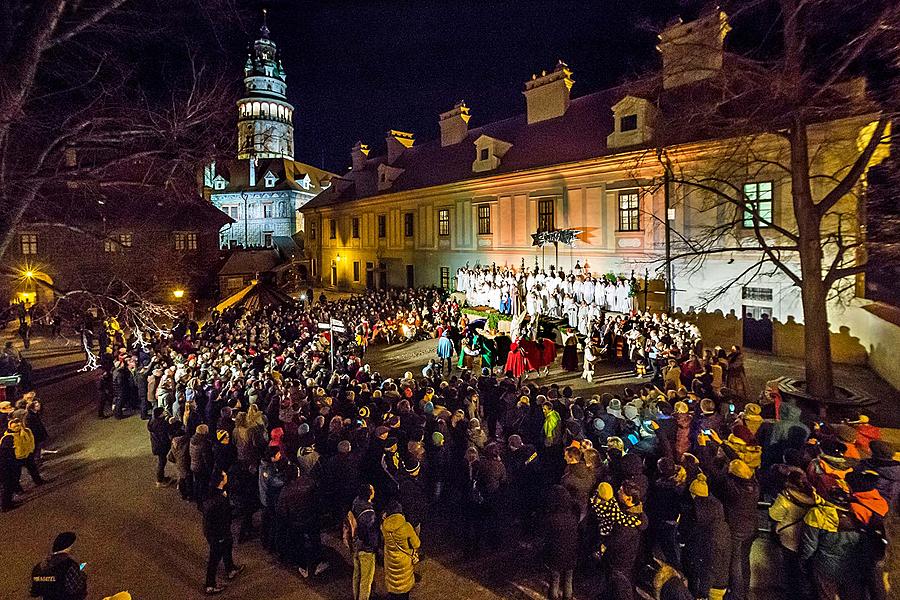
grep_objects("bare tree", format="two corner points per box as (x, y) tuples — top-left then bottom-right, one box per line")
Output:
(0, 0), (243, 259)
(631, 1), (899, 399)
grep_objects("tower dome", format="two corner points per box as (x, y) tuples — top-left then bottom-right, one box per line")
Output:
(236, 9), (294, 160)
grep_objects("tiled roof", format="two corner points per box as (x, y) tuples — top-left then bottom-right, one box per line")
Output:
(217, 249), (281, 276)
(303, 78), (657, 210)
(212, 158), (336, 194)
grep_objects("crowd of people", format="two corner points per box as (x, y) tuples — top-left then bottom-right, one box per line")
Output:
(455, 264), (636, 319)
(12, 284), (899, 600)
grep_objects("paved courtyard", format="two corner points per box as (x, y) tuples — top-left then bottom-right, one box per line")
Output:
(1, 333), (897, 599)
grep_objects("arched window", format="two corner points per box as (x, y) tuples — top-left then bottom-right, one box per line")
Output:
(277, 105), (284, 119)
(252, 101), (260, 116)
(261, 103), (269, 117)
(270, 102), (278, 117)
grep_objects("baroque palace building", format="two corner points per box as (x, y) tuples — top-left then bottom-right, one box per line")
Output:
(204, 16), (335, 250)
(300, 11), (887, 327)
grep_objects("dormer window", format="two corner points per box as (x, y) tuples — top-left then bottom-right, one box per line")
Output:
(607, 96), (657, 149)
(212, 175), (228, 191)
(263, 170), (278, 188)
(377, 163), (405, 191)
(295, 173), (312, 190)
(472, 134), (513, 173)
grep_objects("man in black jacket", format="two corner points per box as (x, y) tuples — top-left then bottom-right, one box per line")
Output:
(30, 531), (87, 600)
(351, 483), (379, 600)
(147, 407), (171, 487)
(203, 470), (242, 595)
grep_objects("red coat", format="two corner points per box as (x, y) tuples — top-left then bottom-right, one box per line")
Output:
(505, 342), (527, 377)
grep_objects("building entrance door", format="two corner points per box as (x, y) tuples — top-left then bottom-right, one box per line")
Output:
(365, 262), (374, 289)
(742, 304), (773, 352)
(406, 265), (414, 288)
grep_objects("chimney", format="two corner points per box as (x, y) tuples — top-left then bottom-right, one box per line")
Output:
(351, 141), (370, 171)
(385, 130), (414, 164)
(439, 101), (471, 146)
(522, 61), (574, 125)
(657, 10), (731, 90)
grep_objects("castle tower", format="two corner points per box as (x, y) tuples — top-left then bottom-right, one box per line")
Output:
(237, 10), (294, 160)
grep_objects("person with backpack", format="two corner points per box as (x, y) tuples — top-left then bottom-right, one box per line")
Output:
(346, 483), (379, 600)
(30, 531), (87, 600)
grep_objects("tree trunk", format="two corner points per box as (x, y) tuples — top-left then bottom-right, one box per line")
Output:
(790, 119), (835, 402)
(798, 246), (835, 401)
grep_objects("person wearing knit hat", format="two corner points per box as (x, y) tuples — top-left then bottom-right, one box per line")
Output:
(688, 473), (709, 497)
(740, 403), (763, 436)
(31, 531), (87, 598)
(607, 398), (623, 419)
(728, 459), (754, 480)
(431, 431), (444, 446)
(682, 472), (730, 600)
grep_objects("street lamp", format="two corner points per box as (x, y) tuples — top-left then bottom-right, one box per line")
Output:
(24, 270), (34, 279)
(172, 289), (185, 299)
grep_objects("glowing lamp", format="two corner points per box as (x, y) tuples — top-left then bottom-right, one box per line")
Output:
(172, 289), (185, 299)
(24, 270), (34, 279)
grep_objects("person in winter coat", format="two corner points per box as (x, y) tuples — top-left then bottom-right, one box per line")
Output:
(671, 402), (692, 460)
(860, 441), (900, 510)
(147, 407), (172, 487)
(381, 500), (420, 600)
(258, 447), (291, 553)
(202, 470), (243, 594)
(190, 424), (214, 510)
(807, 440), (853, 496)
(350, 484), (379, 600)
(276, 465), (328, 578)
(542, 402), (562, 449)
(846, 470), (889, 600)
(24, 399), (48, 463)
(544, 485), (579, 600)
(598, 480), (648, 600)
(561, 445), (595, 519)
(719, 459), (759, 600)
(647, 457), (687, 568)
(398, 461), (428, 534)
(680, 474), (730, 600)
(168, 423), (192, 500)
(768, 469), (819, 600)
(800, 492), (867, 600)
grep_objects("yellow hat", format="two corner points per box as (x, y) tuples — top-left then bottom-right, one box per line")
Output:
(744, 403), (761, 416)
(689, 473), (709, 497)
(216, 429), (229, 443)
(596, 481), (614, 501)
(674, 401), (689, 414)
(728, 459), (754, 480)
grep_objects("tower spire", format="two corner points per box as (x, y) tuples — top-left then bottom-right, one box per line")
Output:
(260, 8), (270, 39)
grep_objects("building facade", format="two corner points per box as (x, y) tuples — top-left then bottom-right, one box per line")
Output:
(301, 11), (887, 328)
(206, 17), (336, 250)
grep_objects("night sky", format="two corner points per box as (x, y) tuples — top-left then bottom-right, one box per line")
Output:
(221, 1), (705, 173)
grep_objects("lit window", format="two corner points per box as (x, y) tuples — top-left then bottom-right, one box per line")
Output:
(742, 286), (773, 302)
(477, 204), (491, 235)
(440, 266), (450, 289)
(329, 219), (337, 239)
(20, 234), (37, 255)
(538, 199), (555, 232)
(352, 218), (360, 239)
(620, 114), (638, 132)
(404, 213), (414, 238)
(438, 209), (450, 237)
(742, 181), (773, 228)
(119, 233), (132, 247)
(309, 222), (317, 240)
(174, 231), (198, 251)
(378, 215), (387, 238)
(618, 191), (641, 231)
(263, 232), (273, 247)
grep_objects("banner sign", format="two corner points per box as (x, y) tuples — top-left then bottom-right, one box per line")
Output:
(531, 229), (582, 247)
